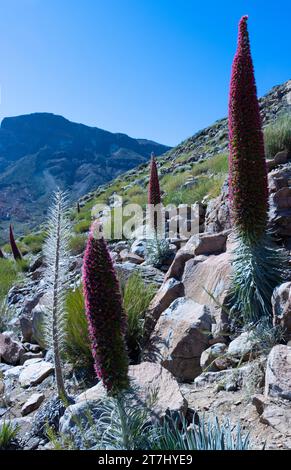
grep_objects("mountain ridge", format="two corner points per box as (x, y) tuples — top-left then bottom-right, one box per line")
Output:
(0, 113), (171, 237)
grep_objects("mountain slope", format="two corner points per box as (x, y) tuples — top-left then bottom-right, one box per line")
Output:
(74, 80), (291, 224)
(0, 113), (170, 235)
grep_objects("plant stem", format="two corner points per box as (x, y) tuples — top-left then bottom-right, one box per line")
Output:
(52, 196), (67, 399)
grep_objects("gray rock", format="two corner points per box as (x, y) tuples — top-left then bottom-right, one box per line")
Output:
(227, 331), (258, 361)
(131, 239), (146, 258)
(265, 345), (291, 401)
(183, 251), (232, 307)
(272, 282), (291, 342)
(200, 343), (227, 371)
(260, 405), (291, 436)
(30, 396), (66, 439)
(19, 359), (54, 388)
(183, 231), (228, 256)
(59, 400), (104, 449)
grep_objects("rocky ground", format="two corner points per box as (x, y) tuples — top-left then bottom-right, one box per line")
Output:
(1, 81), (291, 451)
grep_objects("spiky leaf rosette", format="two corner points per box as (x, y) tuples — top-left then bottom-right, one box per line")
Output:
(82, 221), (129, 396)
(228, 234), (289, 324)
(43, 190), (71, 398)
(9, 225), (22, 261)
(228, 16), (268, 242)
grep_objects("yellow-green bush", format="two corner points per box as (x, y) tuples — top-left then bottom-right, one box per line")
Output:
(191, 153), (228, 176)
(64, 274), (156, 366)
(65, 285), (92, 366)
(0, 259), (22, 303)
(122, 273), (156, 362)
(264, 114), (291, 158)
(21, 232), (46, 254)
(69, 234), (87, 255)
(73, 219), (91, 234)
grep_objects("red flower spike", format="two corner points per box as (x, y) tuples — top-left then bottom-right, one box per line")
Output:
(228, 16), (268, 242)
(82, 221), (129, 395)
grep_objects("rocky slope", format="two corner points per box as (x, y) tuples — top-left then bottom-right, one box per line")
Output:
(0, 80), (291, 450)
(0, 113), (170, 239)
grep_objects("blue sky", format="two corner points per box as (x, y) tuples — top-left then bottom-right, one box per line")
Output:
(0, 0), (290, 146)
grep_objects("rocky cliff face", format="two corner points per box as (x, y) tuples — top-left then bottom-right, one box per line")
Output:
(0, 113), (170, 238)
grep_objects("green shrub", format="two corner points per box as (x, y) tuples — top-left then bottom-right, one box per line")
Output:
(161, 172), (192, 194)
(164, 175), (224, 206)
(0, 421), (19, 450)
(69, 234), (87, 255)
(122, 273), (156, 362)
(0, 259), (22, 303)
(2, 241), (29, 256)
(65, 285), (92, 366)
(64, 274), (156, 367)
(21, 232), (46, 254)
(74, 219), (91, 234)
(191, 153), (228, 176)
(264, 114), (291, 158)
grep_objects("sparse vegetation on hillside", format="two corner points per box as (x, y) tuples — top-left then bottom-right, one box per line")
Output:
(21, 231), (46, 254)
(264, 114), (291, 158)
(65, 285), (92, 366)
(0, 258), (24, 304)
(122, 273), (156, 362)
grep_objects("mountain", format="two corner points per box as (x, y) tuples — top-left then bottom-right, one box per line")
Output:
(0, 113), (171, 235)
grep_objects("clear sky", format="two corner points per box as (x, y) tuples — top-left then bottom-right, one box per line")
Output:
(0, 0), (290, 146)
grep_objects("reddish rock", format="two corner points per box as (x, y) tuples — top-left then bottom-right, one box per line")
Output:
(145, 278), (184, 335)
(183, 251), (232, 307)
(0, 333), (25, 365)
(146, 297), (213, 381)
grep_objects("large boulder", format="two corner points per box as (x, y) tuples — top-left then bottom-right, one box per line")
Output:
(77, 362), (187, 420)
(164, 251), (194, 282)
(21, 393), (45, 416)
(19, 358), (54, 388)
(144, 278), (184, 335)
(272, 282), (291, 342)
(260, 405), (291, 437)
(265, 345), (291, 401)
(183, 231), (228, 256)
(183, 251), (232, 306)
(145, 297), (213, 381)
(0, 332), (25, 365)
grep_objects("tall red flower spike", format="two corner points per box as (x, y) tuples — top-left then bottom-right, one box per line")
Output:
(9, 225), (22, 261)
(148, 152), (162, 232)
(228, 15), (268, 242)
(148, 153), (161, 206)
(82, 221), (129, 395)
